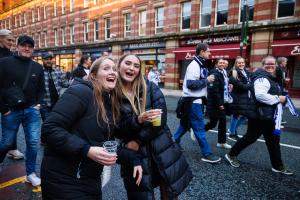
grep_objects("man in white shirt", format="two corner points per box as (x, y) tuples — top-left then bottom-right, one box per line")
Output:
(147, 65), (160, 85)
(173, 43), (221, 163)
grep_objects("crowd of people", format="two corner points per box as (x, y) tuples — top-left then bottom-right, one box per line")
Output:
(0, 29), (297, 200)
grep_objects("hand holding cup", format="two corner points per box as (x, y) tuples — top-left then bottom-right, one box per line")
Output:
(138, 109), (162, 124)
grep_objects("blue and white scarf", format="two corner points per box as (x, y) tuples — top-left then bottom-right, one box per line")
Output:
(273, 95), (299, 136)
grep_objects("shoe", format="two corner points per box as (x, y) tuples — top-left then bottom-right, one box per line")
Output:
(228, 135), (240, 142)
(281, 121), (287, 125)
(225, 154), (240, 168)
(280, 125), (284, 129)
(272, 166), (293, 175)
(217, 143), (232, 149)
(201, 154), (221, 163)
(7, 149), (24, 160)
(26, 173), (41, 186)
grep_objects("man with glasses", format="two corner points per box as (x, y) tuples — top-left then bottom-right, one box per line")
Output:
(0, 29), (25, 160)
(0, 35), (45, 185)
(225, 56), (293, 175)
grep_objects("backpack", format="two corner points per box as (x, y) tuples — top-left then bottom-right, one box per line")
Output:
(176, 97), (185, 119)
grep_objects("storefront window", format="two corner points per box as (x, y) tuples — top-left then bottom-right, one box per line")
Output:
(56, 54), (75, 72)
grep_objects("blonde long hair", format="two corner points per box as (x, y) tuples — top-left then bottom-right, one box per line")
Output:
(232, 56), (245, 80)
(117, 54), (147, 115)
(88, 56), (120, 125)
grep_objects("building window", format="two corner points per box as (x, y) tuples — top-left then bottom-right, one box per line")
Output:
(44, 31), (48, 47)
(216, 0), (228, 25)
(14, 15), (18, 27)
(70, 0), (74, 12)
(139, 10), (146, 36)
(124, 13), (131, 37)
(43, 5), (47, 19)
(105, 18), (111, 39)
(94, 20), (99, 41)
(155, 7), (164, 34)
(200, 0), (212, 27)
(70, 25), (75, 44)
(83, 22), (89, 42)
(54, 2), (57, 17)
(19, 14), (22, 26)
(24, 12), (27, 25)
(32, 9), (35, 23)
(61, 27), (66, 45)
(84, 0), (88, 8)
(239, 0), (254, 22)
(54, 29), (58, 46)
(38, 33), (41, 48)
(37, 7), (40, 21)
(32, 33), (35, 41)
(181, 1), (191, 31)
(62, 0), (65, 14)
(277, 0), (295, 18)
(94, 0), (98, 5)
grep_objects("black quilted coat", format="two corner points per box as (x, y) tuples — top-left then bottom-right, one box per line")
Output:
(116, 81), (193, 200)
(228, 68), (257, 119)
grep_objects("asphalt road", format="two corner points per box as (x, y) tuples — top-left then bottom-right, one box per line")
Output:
(1, 96), (300, 199)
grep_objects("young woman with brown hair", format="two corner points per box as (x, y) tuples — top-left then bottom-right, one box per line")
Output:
(41, 56), (142, 199)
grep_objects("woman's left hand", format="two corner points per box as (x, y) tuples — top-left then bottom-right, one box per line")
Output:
(126, 140), (140, 151)
(133, 165), (143, 186)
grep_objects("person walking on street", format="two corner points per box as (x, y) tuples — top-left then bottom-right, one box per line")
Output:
(225, 56), (293, 175)
(0, 29), (24, 160)
(71, 54), (92, 80)
(147, 65), (160, 86)
(173, 43), (221, 163)
(40, 52), (69, 121)
(0, 35), (45, 186)
(205, 59), (232, 149)
(227, 56), (253, 141)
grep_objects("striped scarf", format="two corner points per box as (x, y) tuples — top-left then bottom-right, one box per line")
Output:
(273, 95), (299, 136)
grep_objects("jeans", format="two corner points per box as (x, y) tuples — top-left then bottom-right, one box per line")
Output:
(174, 103), (212, 156)
(229, 115), (247, 136)
(229, 118), (283, 169)
(0, 106), (41, 175)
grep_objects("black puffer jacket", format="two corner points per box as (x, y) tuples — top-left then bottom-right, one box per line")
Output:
(229, 68), (257, 118)
(206, 68), (226, 118)
(116, 81), (193, 199)
(41, 78), (139, 200)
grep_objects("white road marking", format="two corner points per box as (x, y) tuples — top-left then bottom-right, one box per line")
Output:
(208, 130), (300, 150)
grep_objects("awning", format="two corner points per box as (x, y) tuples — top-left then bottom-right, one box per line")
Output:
(272, 40), (300, 56)
(174, 43), (246, 60)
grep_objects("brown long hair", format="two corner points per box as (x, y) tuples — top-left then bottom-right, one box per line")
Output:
(117, 54), (147, 115)
(88, 56), (120, 125)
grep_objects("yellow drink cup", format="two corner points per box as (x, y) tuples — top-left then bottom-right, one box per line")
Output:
(152, 114), (162, 126)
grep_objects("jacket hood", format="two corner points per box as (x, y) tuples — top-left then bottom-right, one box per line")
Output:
(72, 77), (93, 89)
(252, 68), (277, 81)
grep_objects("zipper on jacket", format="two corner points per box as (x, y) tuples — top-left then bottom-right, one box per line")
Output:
(76, 161), (82, 179)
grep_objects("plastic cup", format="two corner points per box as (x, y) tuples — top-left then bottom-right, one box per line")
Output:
(103, 141), (119, 155)
(152, 114), (162, 127)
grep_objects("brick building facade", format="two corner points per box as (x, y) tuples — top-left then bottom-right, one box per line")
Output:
(1, 0), (300, 96)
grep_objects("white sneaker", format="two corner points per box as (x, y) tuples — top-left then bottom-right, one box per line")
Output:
(217, 143), (232, 149)
(26, 173), (41, 186)
(7, 149), (24, 160)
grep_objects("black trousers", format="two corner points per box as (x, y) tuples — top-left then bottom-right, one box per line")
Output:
(229, 118), (283, 169)
(205, 117), (227, 144)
